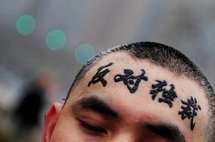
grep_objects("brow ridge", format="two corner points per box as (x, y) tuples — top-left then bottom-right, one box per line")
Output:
(72, 96), (119, 118)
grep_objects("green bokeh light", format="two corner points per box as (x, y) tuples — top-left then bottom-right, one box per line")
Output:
(75, 44), (96, 65)
(16, 15), (36, 36)
(46, 29), (66, 51)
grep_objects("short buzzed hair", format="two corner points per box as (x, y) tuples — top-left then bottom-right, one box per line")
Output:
(66, 41), (215, 141)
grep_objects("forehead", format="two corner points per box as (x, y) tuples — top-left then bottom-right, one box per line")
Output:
(85, 52), (206, 100)
(69, 51), (210, 141)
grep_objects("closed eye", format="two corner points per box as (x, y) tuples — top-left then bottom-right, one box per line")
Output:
(79, 119), (107, 136)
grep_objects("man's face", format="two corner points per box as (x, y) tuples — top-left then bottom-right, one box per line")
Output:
(43, 52), (210, 142)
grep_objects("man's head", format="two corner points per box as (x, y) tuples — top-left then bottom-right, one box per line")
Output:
(43, 42), (215, 142)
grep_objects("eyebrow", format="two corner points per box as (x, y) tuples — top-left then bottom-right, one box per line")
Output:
(144, 123), (186, 142)
(72, 96), (119, 118)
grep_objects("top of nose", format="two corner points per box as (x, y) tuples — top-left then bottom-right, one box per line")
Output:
(111, 132), (137, 142)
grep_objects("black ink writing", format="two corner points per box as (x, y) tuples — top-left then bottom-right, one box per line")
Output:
(178, 96), (201, 131)
(114, 69), (148, 93)
(88, 62), (113, 87)
(150, 80), (177, 108)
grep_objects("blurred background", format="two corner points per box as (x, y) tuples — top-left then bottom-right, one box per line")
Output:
(0, 0), (215, 141)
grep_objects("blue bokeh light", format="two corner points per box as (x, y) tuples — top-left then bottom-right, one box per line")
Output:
(75, 44), (96, 65)
(46, 29), (66, 51)
(16, 14), (36, 36)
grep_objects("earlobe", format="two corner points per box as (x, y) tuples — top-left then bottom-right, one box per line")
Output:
(42, 102), (62, 142)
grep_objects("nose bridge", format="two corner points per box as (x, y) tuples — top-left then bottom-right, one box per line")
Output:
(112, 132), (135, 142)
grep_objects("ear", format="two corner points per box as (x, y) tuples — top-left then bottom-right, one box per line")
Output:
(42, 102), (62, 142)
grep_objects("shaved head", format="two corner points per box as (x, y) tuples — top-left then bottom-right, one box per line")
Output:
(43, 42), (214, 142)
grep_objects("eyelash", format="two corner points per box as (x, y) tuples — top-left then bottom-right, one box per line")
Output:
(79, 120), (107, 136)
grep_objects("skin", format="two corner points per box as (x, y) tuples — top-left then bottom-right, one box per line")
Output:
(43, 51), (210, 142)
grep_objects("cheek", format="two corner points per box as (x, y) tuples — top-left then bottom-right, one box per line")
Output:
(50, 128), (81, 142)
(50, 121), (81, 142)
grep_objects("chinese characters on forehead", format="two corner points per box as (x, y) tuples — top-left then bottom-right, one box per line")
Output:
(88, 62), (113, 87)
(114, 69), (148, 93)
(88, 62), (201, 131)
(150, 80), (177, 108)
